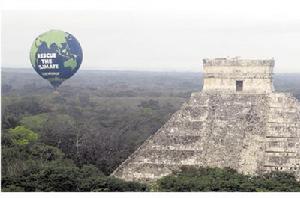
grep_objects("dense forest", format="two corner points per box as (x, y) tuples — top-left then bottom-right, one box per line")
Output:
(2, 68), (300, 192)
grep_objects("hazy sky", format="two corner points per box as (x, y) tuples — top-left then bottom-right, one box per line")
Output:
(2, 0), (300, 72)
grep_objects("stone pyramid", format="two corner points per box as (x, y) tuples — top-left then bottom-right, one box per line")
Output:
(112, 57), (300, 182)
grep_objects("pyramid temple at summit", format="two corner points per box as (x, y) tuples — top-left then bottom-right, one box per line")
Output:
(112, 57), (300, 182)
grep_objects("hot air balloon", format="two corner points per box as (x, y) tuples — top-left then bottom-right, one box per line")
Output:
(30, 30), (83, 89)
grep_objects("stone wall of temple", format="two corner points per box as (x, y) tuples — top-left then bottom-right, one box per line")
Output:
(203, 57), (274, 93)
(263, 93), (300, 178)
(112, 58), (300, 182)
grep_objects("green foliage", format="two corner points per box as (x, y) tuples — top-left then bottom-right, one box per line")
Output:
(28, 143), (65, 161)
(1, 114), (20, 130)
(20, 113), (48, 132)
(250, 171), (300, 192)
(2, 71), (191, 176)
(2, 162), (80, 192)
(156, 166), (300, 192)
(1, 145), (30, 177)
(138, 99), (160, 110)
(1, 184), (25, 192)
(1, 128), (66, 178)
(9, 126), (38, 145)
(1, 126), (148, 192)
(2, 129), (14, 147)
(80, 176), (148, 192)
(2, 97), (49, 129)
(1, 162), (148, 192)
(2, 70), (300, 192)
(142, 107), (153, 115)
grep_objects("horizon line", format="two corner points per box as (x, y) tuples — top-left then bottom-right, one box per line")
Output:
(2, 67), (300, 74)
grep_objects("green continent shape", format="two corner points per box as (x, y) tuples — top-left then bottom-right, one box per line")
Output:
(30, 39), (42, 66)
(30, 30), (67, 66)
(38, 30), (67, 49)
(64, 58), (77, 70)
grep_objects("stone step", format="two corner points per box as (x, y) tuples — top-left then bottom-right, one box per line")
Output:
(263, 165), (300, 172)
(112, 91), (300, 182)
(265, 150), (297, 154)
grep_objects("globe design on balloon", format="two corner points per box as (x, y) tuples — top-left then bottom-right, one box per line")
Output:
(30, 30), (83, 88)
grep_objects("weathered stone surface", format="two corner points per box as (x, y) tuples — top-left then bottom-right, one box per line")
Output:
(203, 57), (274, 93)
(112, 57), (300, 182)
